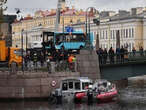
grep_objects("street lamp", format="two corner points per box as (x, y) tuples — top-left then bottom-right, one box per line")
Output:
(85, 7), (97, 49)
(21, 29), (24, 72)
(25, 30), (28, 52)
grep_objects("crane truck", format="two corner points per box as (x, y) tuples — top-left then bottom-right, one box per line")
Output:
(0, 40), (22, 67)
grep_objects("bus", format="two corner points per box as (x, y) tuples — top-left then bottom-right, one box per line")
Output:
(42, 31), (94, 51)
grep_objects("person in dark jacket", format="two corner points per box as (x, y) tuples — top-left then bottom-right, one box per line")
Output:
(120, 46), (125, 63)
(108, 47), (115, 64)
(103, 48), (108, 64)
(24, 52), (31, 69)
(132, 47), (136, 56)
(116, 47), (121, 63)
(139, 46), (144, 56)
(97, 48), (104, 64)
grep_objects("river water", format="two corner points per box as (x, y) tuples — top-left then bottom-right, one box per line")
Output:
(1, 77), (146, 110)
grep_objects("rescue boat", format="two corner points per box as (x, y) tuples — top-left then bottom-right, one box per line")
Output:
(50, 78), (118, 104)
(92, 79), (118, 102)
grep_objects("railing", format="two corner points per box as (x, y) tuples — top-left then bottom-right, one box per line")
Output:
(98, 51), (146, 65)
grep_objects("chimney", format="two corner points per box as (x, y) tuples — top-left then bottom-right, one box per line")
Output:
(119, 10), (129, 16)
(131, 8), (137, 15)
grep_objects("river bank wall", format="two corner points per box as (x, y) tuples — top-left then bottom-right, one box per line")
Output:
(0, 71), (79, 99)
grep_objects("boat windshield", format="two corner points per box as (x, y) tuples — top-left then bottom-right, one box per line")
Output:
(62, 81), (81, 91)
(75, 82), (80, 90)
(82, 82), (90, 90)
(62, 82), (68, 91)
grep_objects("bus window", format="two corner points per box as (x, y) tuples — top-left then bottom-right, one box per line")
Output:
(56, 35), (64, 45)
(76, 34), (85, 42)
(65, 34), (85, 42)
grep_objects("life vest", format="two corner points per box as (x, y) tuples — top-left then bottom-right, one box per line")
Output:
(68, 56), (75, 63)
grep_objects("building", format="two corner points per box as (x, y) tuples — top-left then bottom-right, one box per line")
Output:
(73, 9), (146, 51)
(0, 15), (16, 47)
(12, 6), (91, 48)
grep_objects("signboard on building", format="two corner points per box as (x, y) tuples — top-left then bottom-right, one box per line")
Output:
(65, 26), (73, 32)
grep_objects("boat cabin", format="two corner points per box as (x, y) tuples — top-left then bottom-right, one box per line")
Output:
(60, 77), (93, 93)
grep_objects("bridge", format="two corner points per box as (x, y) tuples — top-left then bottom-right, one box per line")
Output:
(77, 50), (146, 81)
(100, 51), (146, 80)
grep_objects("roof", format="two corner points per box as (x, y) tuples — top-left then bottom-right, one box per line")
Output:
(62, 77), (92, 83)
(54, 31), (84, 34)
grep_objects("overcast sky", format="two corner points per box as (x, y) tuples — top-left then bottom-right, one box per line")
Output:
(5, 0), (146, 15)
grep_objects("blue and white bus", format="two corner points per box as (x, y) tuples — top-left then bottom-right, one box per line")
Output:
(42, 31), (94, 51)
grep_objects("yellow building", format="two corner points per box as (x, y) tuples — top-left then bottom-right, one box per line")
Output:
(12, 7), (87, 48)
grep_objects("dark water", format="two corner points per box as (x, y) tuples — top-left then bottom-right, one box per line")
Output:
(1, 79), (146, 110)
(0, 100), (146, 110)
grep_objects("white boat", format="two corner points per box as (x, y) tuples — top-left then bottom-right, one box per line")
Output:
(50, 77), (93, 103)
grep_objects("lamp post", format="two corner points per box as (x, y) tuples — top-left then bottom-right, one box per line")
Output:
(21, 29), (24, 72)
(85, 7), (96, 49)
(26, 30), (28, 52)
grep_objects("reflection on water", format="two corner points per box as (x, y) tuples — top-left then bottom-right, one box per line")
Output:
(0, 99), (146, 110)
(0, 101), (121, 110)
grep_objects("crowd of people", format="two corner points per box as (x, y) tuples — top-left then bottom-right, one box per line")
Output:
(96, 46), (144, 64)
(23, 45), (145, 71)
(23, 49), (77, 72)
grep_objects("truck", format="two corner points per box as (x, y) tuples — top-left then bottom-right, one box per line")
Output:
(0, 40), (22, 67)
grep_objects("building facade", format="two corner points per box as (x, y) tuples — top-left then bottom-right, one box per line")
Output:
(0, 15), (16, 47)
(12, 7), (88, 48)
(73, 13), (146, 51)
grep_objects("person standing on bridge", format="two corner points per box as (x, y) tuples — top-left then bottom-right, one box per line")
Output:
(139, 46), (144, 56)
(97, 48), (104, 64)
(132, 47), (136, 56)
(33, 52), (38, 71)
(116, 47), (121, 63)
(68, 54), (76, 71)
(103, 48), (108, 64)
(120, 46), (125, 63)
(108, 47), (115, 64)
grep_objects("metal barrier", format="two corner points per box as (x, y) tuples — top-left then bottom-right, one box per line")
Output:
(98, 51), (146, 65)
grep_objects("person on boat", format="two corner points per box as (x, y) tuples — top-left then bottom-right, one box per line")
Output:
(98, 82), (106, 93)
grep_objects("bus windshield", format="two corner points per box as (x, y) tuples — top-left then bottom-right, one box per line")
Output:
(55, 33), (85, 45)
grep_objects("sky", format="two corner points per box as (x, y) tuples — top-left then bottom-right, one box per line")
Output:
(5, 0), (146, 16)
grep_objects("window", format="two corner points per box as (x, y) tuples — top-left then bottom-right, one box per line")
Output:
(75, 82), (80, 90)
(111, 30), (112, 39)
(106, 30), (108, 39)
(102, 30), (104, 39)
(69, 82), (73, 89)
(113, 30), (115, 39)
(62, 82), (68, 91)
(100, 30), (102, 39)
(129, 43), (131, 51)
(132, 28), (134, 38)
(126, 29), (128, 38)
(129, 29), (131, 38)
(123, 29), (125, 38)
(82, 82), (89, 90)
